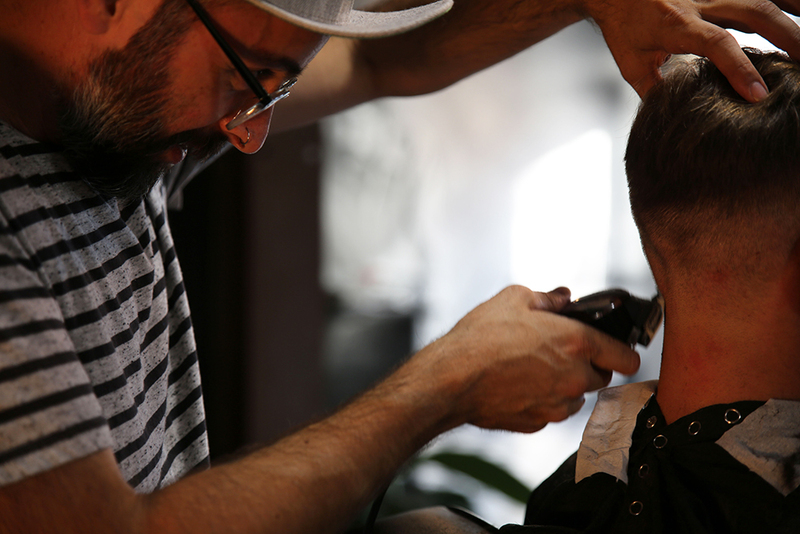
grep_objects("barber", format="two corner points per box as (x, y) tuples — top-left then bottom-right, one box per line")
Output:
(0, 0), (798, 533)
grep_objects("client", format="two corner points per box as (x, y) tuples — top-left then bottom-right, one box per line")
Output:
(513, 48), (800, 533)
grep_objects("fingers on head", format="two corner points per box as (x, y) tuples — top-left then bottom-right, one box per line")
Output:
(673, 23), (769, 102)
(609, 44), (662, 98)
(628, 59), (665, 98)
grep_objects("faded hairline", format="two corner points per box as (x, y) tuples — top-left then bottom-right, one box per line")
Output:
(625, 50), (800, 278)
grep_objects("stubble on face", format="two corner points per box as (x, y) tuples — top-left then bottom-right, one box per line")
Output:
(59, 0), (228, 201)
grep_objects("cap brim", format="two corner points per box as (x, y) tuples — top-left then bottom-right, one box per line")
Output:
(244, 0), (454, 38)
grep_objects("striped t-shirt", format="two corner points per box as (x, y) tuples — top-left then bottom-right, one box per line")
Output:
(0, 121), (209, 492)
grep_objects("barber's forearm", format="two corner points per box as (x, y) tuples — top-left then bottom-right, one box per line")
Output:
(360, 0), (585, 98)
(143, 353), (458, 534)
(0, 287), (638, 533)
(272, 0), (585, 132)
(141, 284), (638, 533)
(0, 352), (460, 534)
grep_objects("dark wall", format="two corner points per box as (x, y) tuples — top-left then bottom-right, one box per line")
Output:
(170, 125), (326, 460)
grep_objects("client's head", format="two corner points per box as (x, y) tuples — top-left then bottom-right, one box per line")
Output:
(625, 49), (800, 303)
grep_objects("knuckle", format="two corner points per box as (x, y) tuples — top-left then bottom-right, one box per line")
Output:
(700, 25), (736, 51)
(549, 406), (572, 423)
(523, 422), (548, 434)
(749, 0), (783, 18)
(521, 411), (550, 432)
(563, 375), (591, 398)
(658, 2), (695, 28)
(502, 284), (532, 299)
(564, 327), (602, 360)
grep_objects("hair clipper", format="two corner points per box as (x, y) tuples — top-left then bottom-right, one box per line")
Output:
(560, 289), (664, 347)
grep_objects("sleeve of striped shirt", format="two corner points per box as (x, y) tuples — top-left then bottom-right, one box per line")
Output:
(0, 217), (114, 486)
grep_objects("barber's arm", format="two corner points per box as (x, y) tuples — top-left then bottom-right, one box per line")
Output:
(0, 286), (639, 534)
(273, 0), (800, 132)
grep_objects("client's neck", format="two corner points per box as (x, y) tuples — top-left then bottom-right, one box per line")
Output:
(655, 283), (800, 424)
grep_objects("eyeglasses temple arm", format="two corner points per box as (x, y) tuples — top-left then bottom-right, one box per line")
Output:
(184, 0), (270, 102)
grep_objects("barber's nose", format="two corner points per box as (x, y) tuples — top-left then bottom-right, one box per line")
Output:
(219, 108), (273, 154)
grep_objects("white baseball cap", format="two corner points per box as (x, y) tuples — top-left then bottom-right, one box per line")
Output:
(243, 0), (454, 38)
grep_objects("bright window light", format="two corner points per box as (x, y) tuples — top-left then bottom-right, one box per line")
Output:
(510, 129), (613, 297)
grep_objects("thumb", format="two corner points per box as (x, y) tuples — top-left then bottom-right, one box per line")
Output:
(530, 287), (572, 312)
(610, 46), (667, 98)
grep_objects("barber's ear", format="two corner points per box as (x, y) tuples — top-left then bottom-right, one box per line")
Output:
(78, 0), (150, 36)
(76, 0), (156, 48)
(76, 0), (119, 34)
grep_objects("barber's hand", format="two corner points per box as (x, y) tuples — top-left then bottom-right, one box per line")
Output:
(584, 0), (800, 101)
(422, 285), (640, 434)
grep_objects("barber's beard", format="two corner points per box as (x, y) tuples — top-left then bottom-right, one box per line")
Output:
(58, 0), (228, 201)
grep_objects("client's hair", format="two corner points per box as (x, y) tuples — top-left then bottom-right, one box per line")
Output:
(625, 49), (800, 278)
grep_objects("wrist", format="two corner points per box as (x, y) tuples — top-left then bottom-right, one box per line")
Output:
(387, 336), (477, 433)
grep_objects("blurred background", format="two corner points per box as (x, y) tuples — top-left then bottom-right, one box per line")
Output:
(168, 15), (788, 527)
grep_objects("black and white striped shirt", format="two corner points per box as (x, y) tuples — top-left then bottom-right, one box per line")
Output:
(0, 121), (209, 492)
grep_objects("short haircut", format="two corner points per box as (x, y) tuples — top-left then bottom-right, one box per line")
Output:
(624, 49), (800, 277)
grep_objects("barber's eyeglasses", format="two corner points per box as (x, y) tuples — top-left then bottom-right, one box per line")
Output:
(185, 0), (297, 130)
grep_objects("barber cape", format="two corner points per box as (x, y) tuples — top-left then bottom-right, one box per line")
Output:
(499, 381), (800, 533)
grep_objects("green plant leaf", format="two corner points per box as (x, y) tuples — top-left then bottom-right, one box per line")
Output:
(424, 452), (532, 504)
